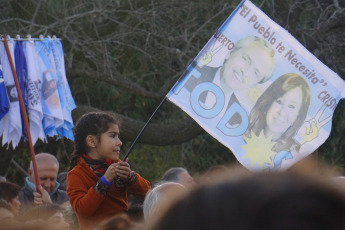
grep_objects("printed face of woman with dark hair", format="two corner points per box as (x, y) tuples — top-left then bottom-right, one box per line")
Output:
(265, 87), (303, 140)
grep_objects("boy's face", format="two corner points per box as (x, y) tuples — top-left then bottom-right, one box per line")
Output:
(221, 44), (274, 91)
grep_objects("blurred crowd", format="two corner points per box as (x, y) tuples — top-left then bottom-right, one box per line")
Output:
(1, 154), (345, 230)
(2, 112), (345, 230)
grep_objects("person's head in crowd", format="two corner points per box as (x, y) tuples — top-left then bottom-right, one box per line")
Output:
(341, 169), (345, 176)
(143, 182), (186, 222)
(28, 153), (59, 193)
(61, 204), (79, 230)
(161, 167), (195, 188)
(149, 171), (345, 230)
(19, 153), (69, 209)
(125, 194), (145, 223)
(200, 165), (229, 183)
(125, 200), (144, 223)
(220, 35), (275, 92)
(245, 73), (310, 153)
(0, 181), (21, 216)
(333, 176), (345, 189)
(19, 203), (69, 230)
(96, 213), (133, 230)
(0, 198), (19, 229)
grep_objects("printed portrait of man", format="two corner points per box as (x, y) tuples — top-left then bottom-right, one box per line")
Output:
(184, 35), (275, 126)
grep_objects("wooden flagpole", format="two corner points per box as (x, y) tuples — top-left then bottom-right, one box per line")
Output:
(3, 35), (40, 192)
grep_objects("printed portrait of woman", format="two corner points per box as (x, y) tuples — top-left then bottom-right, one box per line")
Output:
(244, 73), (311, 153)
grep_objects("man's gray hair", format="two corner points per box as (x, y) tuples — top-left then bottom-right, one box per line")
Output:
(143, 182), (184, 221)
(161, 167), (188, 183)
(29, 153), (59, 169)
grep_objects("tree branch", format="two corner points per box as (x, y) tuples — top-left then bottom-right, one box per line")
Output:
(73, 105), (204, 146)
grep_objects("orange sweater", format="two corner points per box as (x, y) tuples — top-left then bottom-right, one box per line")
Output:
(67, 157), (150, 230)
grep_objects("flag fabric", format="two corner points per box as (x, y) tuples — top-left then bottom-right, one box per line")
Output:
(35, 38), (64, 137)
(14, 41), (28, 140)
(24, 40), (46, 144)
(0, 38), (75, 148)
(167, 0), (345, 171)
(50, 40), (76, 140)
(0, 64), (9, 120)
(0, 40), (22, 148)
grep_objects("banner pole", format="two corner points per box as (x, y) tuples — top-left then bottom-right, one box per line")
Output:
(3, 35), (40, 192)
(122, 97), (167, 161)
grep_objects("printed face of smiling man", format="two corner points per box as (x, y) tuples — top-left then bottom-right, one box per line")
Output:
(220, 41), (274, 92)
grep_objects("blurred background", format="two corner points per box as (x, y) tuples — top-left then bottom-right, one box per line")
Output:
(0, 0), (344, 185)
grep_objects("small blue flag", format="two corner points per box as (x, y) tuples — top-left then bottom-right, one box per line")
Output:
(0, 65), (9, 120)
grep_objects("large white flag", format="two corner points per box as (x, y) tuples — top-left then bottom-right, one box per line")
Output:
(0, 40), (22, 148)
(24, 40), (46, 144)
(167, 0), (345, 171)
(35, 39), (64, 137)
(50, 40), (76, 140)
